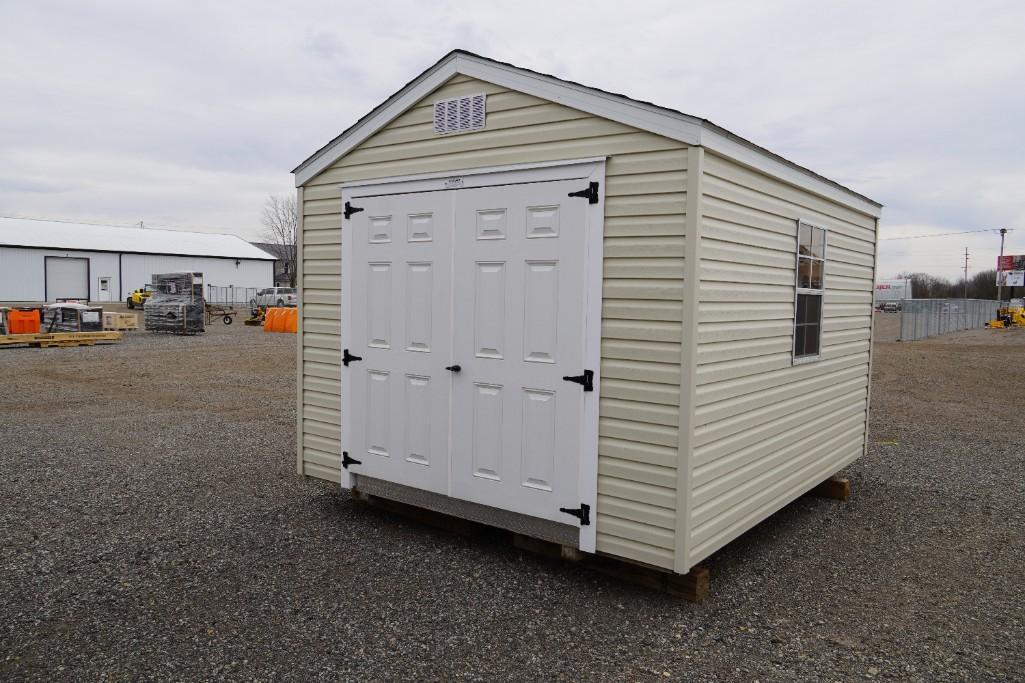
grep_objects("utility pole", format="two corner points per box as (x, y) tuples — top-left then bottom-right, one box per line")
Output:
(997, 228), (1007, 303)
(963, 247), (969, 299)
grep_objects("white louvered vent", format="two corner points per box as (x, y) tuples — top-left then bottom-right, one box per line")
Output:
(433, 93), (486, 135)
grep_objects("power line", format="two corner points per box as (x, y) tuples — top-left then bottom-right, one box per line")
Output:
(0, 214), (252, 239)
(880, 228), (1014, 241)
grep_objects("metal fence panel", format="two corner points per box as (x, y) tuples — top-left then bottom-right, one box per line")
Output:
(898, 299), (1003, 341)
(206, 285), (258, 305)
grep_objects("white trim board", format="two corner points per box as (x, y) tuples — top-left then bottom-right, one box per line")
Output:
(342, 157), (606, 198)
(294, 50), (881, 218)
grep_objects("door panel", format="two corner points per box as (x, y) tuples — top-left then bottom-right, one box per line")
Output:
(346, 192), (452, 495)
(449, 180), (588, 525)
(342, 174), (596, 536)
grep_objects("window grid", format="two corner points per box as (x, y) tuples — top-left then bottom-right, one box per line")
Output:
(793, 221), (827, 362)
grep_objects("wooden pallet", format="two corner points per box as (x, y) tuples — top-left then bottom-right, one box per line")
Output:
(0, 331), (122, 348)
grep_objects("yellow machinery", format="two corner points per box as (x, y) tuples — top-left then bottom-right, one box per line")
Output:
(988, 301), (1025, 328)
(126, 285), (154, 309)
(244, 308), (266, 326)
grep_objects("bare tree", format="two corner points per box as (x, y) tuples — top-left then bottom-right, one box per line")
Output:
(261, 194), (298, 287)
(896, 269), (1000, 299)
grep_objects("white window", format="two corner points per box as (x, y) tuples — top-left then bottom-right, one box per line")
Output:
(794, 221), (826, 361)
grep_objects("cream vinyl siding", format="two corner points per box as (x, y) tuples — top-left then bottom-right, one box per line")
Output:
(299, 75), (688, 570)
(685, 151), (876, 567)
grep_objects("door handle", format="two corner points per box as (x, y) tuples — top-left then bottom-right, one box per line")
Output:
(445, 364), (461, 373)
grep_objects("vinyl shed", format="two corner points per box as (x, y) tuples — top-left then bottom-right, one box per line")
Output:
(293, 50), (882, 575)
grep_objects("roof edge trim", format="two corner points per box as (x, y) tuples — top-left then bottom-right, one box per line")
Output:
(293, 49), (881, 217)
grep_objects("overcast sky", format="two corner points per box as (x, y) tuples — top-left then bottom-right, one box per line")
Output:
(2, 0), (1023, 280)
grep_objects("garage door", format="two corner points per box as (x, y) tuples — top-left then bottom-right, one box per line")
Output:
(45, 256), (89, 301)
(341, 163), (603, 549)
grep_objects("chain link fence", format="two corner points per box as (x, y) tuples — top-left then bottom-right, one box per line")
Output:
(898, 299), (1004, 341)
(206, 285), (258, 305)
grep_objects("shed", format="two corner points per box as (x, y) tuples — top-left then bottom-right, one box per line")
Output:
(293, 50), (881, 575)
(0, 217), (275, 305)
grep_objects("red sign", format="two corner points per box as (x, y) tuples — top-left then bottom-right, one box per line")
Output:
(998, 254), (1025, 271)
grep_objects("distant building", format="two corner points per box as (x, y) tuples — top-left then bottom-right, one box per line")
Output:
(0, 217), (275, 304)
(251, 242), (295, 287)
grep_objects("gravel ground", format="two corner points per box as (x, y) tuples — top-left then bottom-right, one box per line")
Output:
(1, 322), (1023, 682)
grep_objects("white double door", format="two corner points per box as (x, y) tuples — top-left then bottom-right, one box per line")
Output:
(343, 178), (592, 529)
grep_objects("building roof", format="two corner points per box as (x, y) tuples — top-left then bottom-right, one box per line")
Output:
(0, 217), (275, 260)
(294, 49), (881, 217)
(251, 241), (288, 260)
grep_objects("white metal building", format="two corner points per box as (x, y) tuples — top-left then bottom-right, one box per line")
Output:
(0, 217), (275, 304)
(293, 51), (882, 575)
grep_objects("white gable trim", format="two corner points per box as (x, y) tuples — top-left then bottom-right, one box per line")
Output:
(293, 53), (698, 187)
(294, 52), (882, 218)
(294, 61), (459, 187)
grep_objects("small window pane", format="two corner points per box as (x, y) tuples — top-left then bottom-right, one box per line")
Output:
(810, 260), (824, 289)
(810, 227), (825, 258)
(805, 292), (822, 321)
(797, 256), (811, 288)
(795, 293), (823, 359)
(804, 324), (820, 356)
(796, 293), (810, 325)
(799, 224), (812, 255)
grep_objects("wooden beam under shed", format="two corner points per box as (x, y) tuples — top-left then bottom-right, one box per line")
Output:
(352, 492), (711, 602)
(513, 533), (710, 603)
(808, 476), (851, 501)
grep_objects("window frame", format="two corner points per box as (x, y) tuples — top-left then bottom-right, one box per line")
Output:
(792, 220), (827, 364)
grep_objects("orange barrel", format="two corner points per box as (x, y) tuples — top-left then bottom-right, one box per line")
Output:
(263, 308), (277, 332)
(266, 307), (286, 333)
(285, 308), (298, 333)
(9, 309), (41, 334)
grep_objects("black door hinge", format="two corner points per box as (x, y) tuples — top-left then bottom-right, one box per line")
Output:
(342, 348), (362, 366)
(559, 503), (591, 526)
(344, 201), (364, 219)
(562, 369), (594, 392)
(342, 451), (362, 469)
(568, 181), (599, 204)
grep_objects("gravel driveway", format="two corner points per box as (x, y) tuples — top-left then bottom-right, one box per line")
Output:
(1, 322), (1022, 681)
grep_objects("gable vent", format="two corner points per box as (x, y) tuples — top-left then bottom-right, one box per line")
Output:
(433, 93), (486, 135)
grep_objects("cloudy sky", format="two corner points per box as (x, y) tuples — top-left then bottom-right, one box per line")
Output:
(2, 0), (1023, 280)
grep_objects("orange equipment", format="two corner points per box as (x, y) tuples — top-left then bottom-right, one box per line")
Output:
(8, 309), (41, 335)
(263, 307), (297, 334)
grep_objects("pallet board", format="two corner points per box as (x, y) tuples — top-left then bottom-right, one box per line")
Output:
(0, 331), (122, 348)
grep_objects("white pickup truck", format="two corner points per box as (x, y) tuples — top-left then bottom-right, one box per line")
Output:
(251, 287), (297, 309)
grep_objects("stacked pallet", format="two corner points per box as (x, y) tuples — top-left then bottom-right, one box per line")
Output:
(144, 272), (205, 334)
(43, 304), (103, 333)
